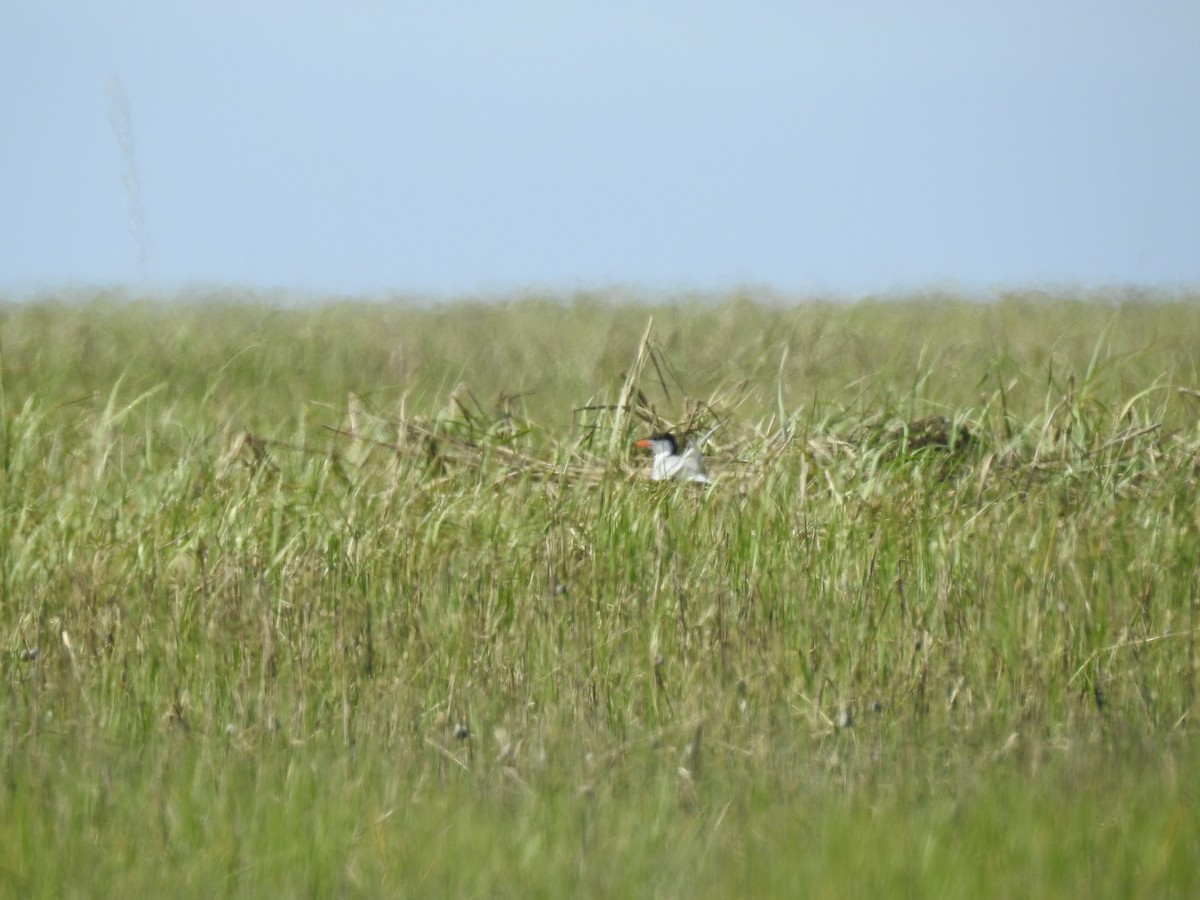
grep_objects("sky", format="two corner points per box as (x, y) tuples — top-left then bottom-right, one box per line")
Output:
(2, 1), (1199, 299)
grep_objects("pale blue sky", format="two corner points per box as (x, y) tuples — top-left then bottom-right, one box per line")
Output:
(3, 2), (1198, 297)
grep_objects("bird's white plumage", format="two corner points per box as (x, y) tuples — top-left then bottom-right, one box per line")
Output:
(637, 434), (711, 484)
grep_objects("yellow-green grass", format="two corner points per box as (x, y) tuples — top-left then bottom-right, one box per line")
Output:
(1, 290), (1199, 897)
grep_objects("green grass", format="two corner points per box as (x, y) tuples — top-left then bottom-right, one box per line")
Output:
(2, 289), (1200, 897)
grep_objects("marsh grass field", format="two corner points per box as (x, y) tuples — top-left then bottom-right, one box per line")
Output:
(2, 290), (1200, 896)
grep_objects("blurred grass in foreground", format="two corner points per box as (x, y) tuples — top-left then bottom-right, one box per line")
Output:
(1, 289), (1199, 897)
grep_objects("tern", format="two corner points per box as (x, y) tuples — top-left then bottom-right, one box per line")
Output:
(635, 432), (712, 484)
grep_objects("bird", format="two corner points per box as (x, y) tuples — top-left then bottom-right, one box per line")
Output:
(635, 432), (712, 484)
